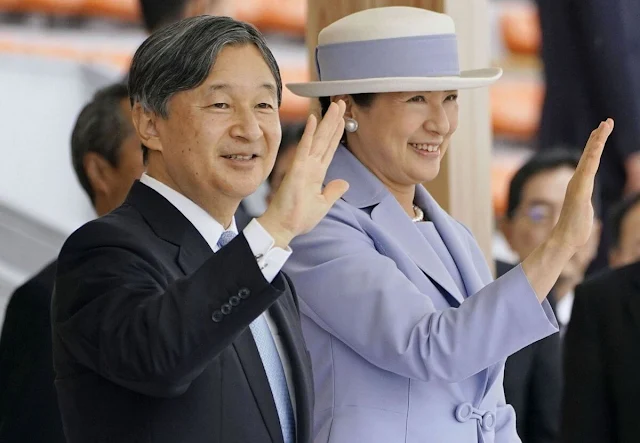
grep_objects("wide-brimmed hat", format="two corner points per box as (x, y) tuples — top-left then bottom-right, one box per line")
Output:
(287, 7), (502, 98)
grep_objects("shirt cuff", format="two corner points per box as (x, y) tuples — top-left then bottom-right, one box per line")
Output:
(243, 218), (292, 283)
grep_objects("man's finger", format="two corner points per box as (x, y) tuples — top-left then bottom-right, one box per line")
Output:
(310, 101), (344, 156)
(322, 113), (346, 164)
(321, 179), (350, 207)
(295, 114), (317, 160)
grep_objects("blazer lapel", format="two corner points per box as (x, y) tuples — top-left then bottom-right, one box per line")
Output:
(371, 196), (465, 305)
(417, 186), (488, 298)
(124, 181), (214, 274)
(233, 332), (284, 443)
(268, 278), (313, 443)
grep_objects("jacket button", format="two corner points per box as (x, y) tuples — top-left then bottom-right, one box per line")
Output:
(221, 303), (232, 315)
(211, 310), (224, 322)
(229, 296), (241, 306)
(238, 288), (251, 299)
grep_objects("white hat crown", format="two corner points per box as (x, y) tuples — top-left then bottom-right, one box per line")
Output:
(318, 7), (456, 46)
(287, 6), (502, 98)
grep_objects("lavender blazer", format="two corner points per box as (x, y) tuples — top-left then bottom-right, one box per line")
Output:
(284, 146), (558, 443)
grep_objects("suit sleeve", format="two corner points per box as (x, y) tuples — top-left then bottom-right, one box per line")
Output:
(528, 334), (562, 443)
(561, 282), (613, 443)
(577, 0), (640, 159)
(285, 205), (558, 383)
(52, 222), (285, 398)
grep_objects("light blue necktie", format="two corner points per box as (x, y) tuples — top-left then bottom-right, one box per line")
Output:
(217, 230), (295, 442)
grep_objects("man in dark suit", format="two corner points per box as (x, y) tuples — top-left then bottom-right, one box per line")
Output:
(0, 83), (144, 443)
(498, 149), (601, 443)
(536, 0), (640, 272)
(562, 193), (640, 443)
(51, 16), (347, 443)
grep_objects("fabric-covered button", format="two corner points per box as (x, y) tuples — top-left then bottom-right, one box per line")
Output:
(211, 310), (224, 322)
(455, 403), (473, 422)
(481, 411), (496, 431)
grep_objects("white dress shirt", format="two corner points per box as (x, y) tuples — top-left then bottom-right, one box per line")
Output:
(139, 173), (297, 419)
(556, 290), (575, 334)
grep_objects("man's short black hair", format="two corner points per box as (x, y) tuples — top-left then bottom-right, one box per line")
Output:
(608, 192), (640, 248)
(71, 83), (132, 204)
(138, 0), (190, 33)
(505, 147), (602, 219)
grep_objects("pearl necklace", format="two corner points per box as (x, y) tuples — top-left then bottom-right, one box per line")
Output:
(412, 205), (424, 222)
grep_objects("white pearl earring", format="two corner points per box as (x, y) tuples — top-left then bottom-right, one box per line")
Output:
(344, 117), (359, 133)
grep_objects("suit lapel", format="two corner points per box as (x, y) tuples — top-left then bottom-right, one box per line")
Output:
(370, 196), (465, 305)
(233, 332), (284, 443)
(417, 186), (488, 298)
(268, 276), (313, 443)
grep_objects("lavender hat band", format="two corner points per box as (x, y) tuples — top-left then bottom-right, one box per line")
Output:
(315, 34), (461, 82)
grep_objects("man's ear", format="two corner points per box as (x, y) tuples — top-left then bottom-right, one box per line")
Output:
(131, 103), (163, 153)
(83, 152), (112, 198)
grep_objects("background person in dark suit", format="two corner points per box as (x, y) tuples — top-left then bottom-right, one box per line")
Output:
(536, 0), (640, 273)
(0, 83), (144, 443)
(608, 192), (640, 269)
(562, 193), (640, 443)
(498, 149), (601, 443)
(52, 16), (347, 443)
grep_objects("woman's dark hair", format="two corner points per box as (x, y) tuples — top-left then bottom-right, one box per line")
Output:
(319, 94), (377, 144)
(318, 93), (377, 116)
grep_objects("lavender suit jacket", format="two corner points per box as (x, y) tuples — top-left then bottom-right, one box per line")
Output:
(284, 146), (558, 443)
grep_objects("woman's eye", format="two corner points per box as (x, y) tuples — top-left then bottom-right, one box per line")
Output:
(446, 94), (458, 102)
(408, 96), (426, 102)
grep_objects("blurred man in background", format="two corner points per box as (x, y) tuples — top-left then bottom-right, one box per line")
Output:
(562, 193), (640, 443)
(498, 148), (601, 443)
(0, 83), (143, 443)
(536, 0), (640, 273)
(608, 192), (640, 268)
(139, 0), (233, 33)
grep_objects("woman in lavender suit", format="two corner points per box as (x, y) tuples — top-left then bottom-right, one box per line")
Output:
(283, 7), (611, 443)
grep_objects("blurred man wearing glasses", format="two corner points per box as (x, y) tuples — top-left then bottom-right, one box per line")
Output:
(497, 148), (602, 443)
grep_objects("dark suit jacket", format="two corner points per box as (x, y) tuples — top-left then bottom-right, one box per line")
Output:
(52, 181), (314, 443)
(536, 0), (640, 272)
(497, 261), (562, 443)
(537, 0), (640, 201)
(562, 260), (640, 443)
(0, 261), (66, 443)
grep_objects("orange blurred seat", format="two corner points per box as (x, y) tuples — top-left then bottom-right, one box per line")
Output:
(491, 160), (521, 218)
(259, 0), (306, 35)
(19, 0), (86, 15)
(82, 0), (139, 22)
(279, 66), (310, 120)
(490, 80), (544, 141)
(500, 5), (541, 56)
